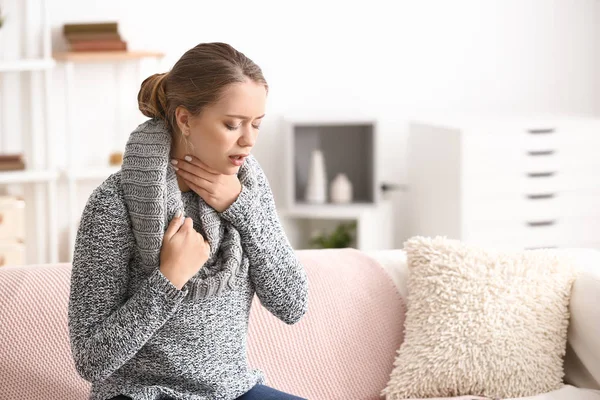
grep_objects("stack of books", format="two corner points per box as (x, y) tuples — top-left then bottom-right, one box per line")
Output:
(0, 154), (25, 171)
(62, 22), (127, 52)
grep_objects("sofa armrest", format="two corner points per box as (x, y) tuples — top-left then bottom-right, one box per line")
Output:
(364, 249), (408, 299)
(562, 249), (600, 389)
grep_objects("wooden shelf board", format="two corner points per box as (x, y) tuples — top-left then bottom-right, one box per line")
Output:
(53, 50), (164, 63)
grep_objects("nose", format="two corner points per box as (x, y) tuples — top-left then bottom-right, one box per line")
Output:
(238, 126), (256, 148)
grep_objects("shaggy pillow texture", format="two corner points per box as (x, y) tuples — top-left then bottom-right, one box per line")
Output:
(381, 236), (578, 400)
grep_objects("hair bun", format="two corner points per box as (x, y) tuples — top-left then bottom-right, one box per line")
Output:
(138, 72), (168, 119)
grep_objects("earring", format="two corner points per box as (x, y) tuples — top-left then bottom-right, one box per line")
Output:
(183, 132), (191, 152)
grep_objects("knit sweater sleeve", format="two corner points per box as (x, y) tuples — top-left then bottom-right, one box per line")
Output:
(68, 177), (188, 383)
(220, 156), (309, 325)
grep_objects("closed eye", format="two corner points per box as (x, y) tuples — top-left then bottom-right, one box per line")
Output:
(226, 123), (261, 131)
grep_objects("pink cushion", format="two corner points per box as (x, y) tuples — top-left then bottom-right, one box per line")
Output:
(0, 263), (90, 400)
(247, 248), (405, 400)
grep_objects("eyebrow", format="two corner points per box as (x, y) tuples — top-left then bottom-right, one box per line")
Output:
(225, 114), (265, 120)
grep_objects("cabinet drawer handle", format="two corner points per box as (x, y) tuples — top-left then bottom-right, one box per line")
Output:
(0, 213), (3, 224)
(527, 171), (555, 178)
(526, 220), (556, 227)
(525, 246), (558, 250)
(526, 193), (555, 200)
(527, 128), (555, 135)
(527, 150), (555, 156)
(0, 255), (5, 266)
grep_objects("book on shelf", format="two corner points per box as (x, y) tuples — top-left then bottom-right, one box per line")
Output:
(65, 32), (121, 42)
(0, 154), (25, 171)
(70, 39), (127, 52)
(63, 22), (118, 35)
(62, 21), (127, 52)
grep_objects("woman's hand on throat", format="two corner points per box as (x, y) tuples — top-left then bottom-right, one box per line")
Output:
(172, 155), (242, 213)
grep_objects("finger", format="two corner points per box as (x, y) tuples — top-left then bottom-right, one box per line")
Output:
(185, 155), (220, 175)
(164, 210), (184, 241)
(176, 168), (215, 194)
(179, 216), (194, 234)
(176, 156), (216, 183)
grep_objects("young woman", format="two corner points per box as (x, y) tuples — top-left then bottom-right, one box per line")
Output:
(68, 42), (309, 400)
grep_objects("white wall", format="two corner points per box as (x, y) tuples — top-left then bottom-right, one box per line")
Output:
(42, 0), (600, 256)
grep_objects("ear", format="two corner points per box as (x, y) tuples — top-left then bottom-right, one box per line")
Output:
(175, 106), (191, 137)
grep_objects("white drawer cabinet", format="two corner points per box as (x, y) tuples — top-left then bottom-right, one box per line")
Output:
(0, 196), (26, 241)
(407, 117), (600, 251)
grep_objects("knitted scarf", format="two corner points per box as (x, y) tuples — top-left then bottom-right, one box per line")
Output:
(121, 118), (256, 301)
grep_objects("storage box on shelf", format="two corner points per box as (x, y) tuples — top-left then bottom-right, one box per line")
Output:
(0, 195), (26, 267)
(408, 116), (600, 251)
(281, 116), (394, 251)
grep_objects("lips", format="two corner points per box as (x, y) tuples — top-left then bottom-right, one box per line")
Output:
(229, 154), (249, 164)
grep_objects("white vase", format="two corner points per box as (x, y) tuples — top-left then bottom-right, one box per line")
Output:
(330, 173), (353, 204)
(305, 149), (327, 203)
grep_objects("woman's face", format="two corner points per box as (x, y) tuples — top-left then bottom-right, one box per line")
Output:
(177, 80), (267, 175)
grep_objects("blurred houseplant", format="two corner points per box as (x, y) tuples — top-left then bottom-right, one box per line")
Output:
(0, 7), (5, 29)
(309, 221), (357, 249)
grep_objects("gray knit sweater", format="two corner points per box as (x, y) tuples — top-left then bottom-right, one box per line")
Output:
(68, 119), (309, 400)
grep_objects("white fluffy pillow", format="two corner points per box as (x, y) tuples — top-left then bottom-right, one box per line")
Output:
(381, 236), (578, 399)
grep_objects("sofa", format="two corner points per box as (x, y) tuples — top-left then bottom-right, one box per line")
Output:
(0, 247), (599, 400)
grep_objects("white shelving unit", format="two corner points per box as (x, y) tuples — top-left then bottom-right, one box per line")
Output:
(0, 6), (167, 264)
(281, 115), (394, 251)
(53, 50), (164, 259)
(0, 0), (59, 264)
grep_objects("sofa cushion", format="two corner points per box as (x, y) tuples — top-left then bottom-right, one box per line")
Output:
(381, 236), (578, 400)
(0, 249), (405, 400)
(247, 248), (405, 400)
(369, 248), (600, 394)
(0, 263), (90, 400)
